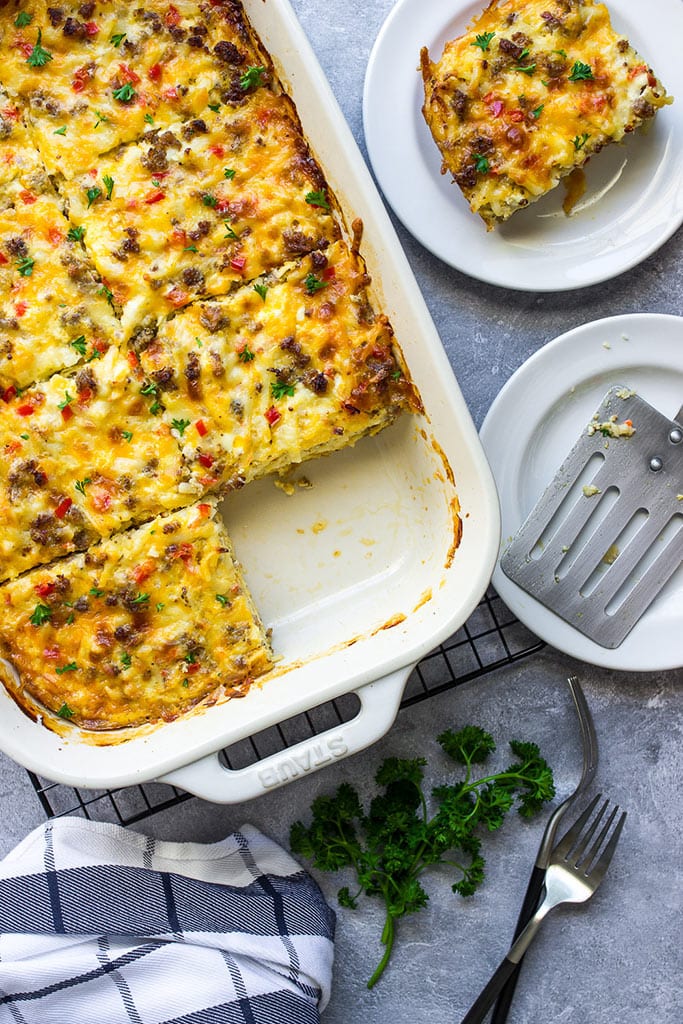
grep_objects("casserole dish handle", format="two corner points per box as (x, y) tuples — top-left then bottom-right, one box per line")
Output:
(157, 667), (411, 803)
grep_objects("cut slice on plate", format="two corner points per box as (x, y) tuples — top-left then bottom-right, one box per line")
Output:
(0, 0), (271, 177)
(59, 90), (339, 337)
(0, 345), (190, 583)
(0, 499), (273, 730)
(135, 238), (420, 496)
(420, 0), (672, 228)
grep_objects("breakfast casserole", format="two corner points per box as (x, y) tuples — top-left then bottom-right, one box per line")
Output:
(420, 0), (672, 228)
(0, 0), (419, 731)
(0, 501), (273, 729)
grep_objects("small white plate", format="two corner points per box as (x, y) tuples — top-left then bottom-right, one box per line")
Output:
(480, 313), (683, 671)
(363, 0), (683, 291)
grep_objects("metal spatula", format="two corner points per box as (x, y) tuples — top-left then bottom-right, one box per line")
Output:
(501, 386), (683, 649)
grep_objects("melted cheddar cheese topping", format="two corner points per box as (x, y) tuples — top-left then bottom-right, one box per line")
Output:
(138, 240), (419, 496)
(0, 501), (272, 729)
(421, 0), (672, 227)
(60, 90), (339, 336)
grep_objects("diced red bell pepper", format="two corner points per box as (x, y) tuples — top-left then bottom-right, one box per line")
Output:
(35, 580), (56, 597)
(17, 403), (35, 416)
(1, 385), (17, 403)
(265, 406), (281, 426)
(165, 5), (181, 27)
(230, 255), (246, 273)
(195, 419), (208, 437)
(198, 452), (214, 468)
(85, 21), (99, 36)
(14, 301), (28, 318)
(0, 253), (8, 265)
(148, 63), (163, 83)
(145, 189), (166, 204)
(60, 404), (74, 422)
(55, 497), (73, 519)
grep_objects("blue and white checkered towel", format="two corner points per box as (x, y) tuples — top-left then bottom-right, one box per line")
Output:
(0, 817), (335, 1023)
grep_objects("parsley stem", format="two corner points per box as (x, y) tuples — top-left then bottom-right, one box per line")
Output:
(368, 913), (396, 989)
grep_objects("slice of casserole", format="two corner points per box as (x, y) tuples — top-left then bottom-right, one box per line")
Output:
(0, 500), (273, 730)
(0, 0), (271, 177)
(0, 185), (121, 392)
(420, 0), (672, 228)
(0, 345), (189, 583)
(59, 89), (339, 337)
(134, 238), (420, 497)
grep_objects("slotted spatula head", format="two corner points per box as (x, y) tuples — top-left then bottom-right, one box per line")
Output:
(501, 386), (683, 649)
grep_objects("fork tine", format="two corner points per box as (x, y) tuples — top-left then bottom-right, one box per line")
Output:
(569, 798), (609, 866)
(586, 810), (627, 888)
(576, 803), (619, 871)
(552, 793), (601, 860)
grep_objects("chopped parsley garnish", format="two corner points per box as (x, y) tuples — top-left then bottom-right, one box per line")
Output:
(30, 603), (52, 626)
(93, 110), (109, 128)
(98, 284), (114, 304)
(68, 226), (85, 242)
(215, 594), (229, 606)
(271, 380), (296, 400)
(208, 102), (221, 112)
(183, 651), (198, 664)
(86, 186), (102, 208)
(569, 60), (593, 82)
(103, 174), (115, 200)
(55, 663), (78, 676)
(16, 255), (34, 277)
(27, 30), (52, 68)
(473, 153), (490, 174)
(156, 602), (165, 612)
(110, 32), (126, 47)
(120, 651), (132, 667)
(71, 336), (87, 356)
(57, 701), (76, 717)
(58, 391), (74, 410)
(515, 62), (536, 76)
(171, 418), (190, 436)
(74, 477), (91, 496)
(121, 430), (133, 442)
(238, 344), (255, 362)
(223, 168), (236, 179)
(86, 346), (102, 363)
(53, 125), (67, 136)
(553, 48), (567, 57)
(89, 587), (104, 597)
(305, 190), (330, 211)
(240, 65), (265, 91)
(131, 592), (150, 605)
(573, 132), (590, 151)
(531, 104), (544, 119)
(223, 222), (238, 239)
(471, 31), (494, 51)
(202, 193), (218, 207)
(65, 612), (75, 625)
(182, 678), (189, 687)
(304, 272), (326, 295)
(140, 381), (159, 396)
(253, 282), (268, 301)
(15, 11), (33, 28)
(149, 400), (161, 415)
(184, 244), (198, 253)
(20, 433), (29, 440)
(113, 83), (136, 103)
(144, 113), (155, 125)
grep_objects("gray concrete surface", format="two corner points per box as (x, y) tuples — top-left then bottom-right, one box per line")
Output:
(1, 2), (682, 1022)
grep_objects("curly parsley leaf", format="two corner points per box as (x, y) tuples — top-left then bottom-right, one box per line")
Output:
(290, 725), (554, 989)
(569, 60), (594, 82)
(471, 31), (495, 51)
(27, 30), (52, 68)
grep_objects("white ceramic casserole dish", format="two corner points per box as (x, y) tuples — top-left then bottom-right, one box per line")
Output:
(0, 0), (500, 802)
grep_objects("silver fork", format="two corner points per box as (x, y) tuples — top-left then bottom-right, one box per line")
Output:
(459, 793), (627, 1024)
(490, 675), (598, 1023)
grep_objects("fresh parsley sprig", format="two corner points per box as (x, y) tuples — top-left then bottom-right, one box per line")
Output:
(290, 725), (554, 989)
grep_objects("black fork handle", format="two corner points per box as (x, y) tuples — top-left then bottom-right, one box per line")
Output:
(489, 865), (546, 1024)
(460, 957), (519, 1024)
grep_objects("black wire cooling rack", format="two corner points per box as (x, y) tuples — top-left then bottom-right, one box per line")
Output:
(28, 589), (543, 824)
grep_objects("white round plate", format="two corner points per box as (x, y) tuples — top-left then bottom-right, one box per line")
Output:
(479, 313), (683, 671)
(363, 0), (683, 291)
